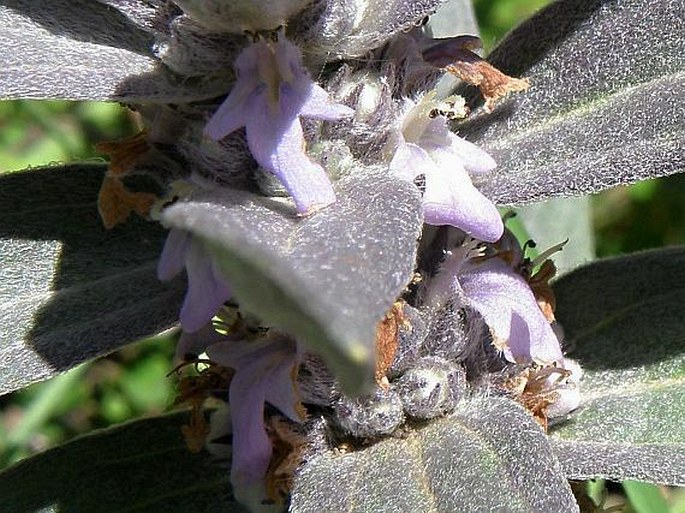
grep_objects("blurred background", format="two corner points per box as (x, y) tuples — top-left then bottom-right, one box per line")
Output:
(0, 0), (683, 511)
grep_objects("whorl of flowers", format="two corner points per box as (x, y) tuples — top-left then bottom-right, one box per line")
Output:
(93, 3), (580, 511)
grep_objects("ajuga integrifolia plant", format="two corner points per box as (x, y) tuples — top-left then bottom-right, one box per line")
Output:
(0, 0), (684, 512)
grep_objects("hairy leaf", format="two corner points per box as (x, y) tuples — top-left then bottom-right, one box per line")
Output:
(0, 412), (243, 513)
(0, 0), (225, 101)
(459, 0), (685, 205)
(294, 0), (443, 63)
(95, 0), (169, 34)
(551, 247), (685, 485)
(161, 171), (423, 394)
(0, 164), (183, 395)
(292, 396), (578, 512)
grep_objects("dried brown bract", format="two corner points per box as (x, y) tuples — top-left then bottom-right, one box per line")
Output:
(499, 365), (571, 431)
(95, 130), (150, 176)
(528, 259), (558, 322)
(423, 36), (529, 112)
(265, 415), (309, 504)
(97, 175), (157, 229)
(96, 130), (157, 228)
(170, 358), (234, 453)
(374, 300), (409, 388)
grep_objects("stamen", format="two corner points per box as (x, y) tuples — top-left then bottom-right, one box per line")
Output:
(522, 239), (537, 252)
(529, 239), (568, 269)
(502, 211), (517, 222)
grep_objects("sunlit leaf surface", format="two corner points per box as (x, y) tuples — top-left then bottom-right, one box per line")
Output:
(461, 0), (685, 205)
(292, 396), (578, 513)
(551, 247), (685, 485)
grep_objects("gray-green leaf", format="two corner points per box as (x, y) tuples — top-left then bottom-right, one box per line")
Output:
(0, 0), (225, 101)
(460, 0), (685, 205)
(0, 164), (183, 395)
(161, 171), (423, 395)
(291, 396), (578, 513)
(294, 0), (443, 64)
(0, 411), (243, 513)
(551, 247), (685, 485)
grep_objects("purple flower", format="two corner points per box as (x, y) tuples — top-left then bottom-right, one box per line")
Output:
(426, 244), (563, 365)
(158, 228), (232, 333)
(389, 92), (503, 242)
(204, 35), (354, 214)
(205, 333), (304, 509)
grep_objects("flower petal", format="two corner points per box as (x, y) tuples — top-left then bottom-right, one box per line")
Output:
(203, 78), (258, 140)
(299, 82), (355, 121)
(204, 36), (344, 213)
(389, 142), (435, 182)
(157, 228), (191, 281)
(423, 149), (503, 242)
(414, 115), (452, 151)
(206, 335), (302, 507)
(180, 238), (232, 332)
(207, 335), (302, 421)
(245, 92), (335, 212)
(227, 366), (272, 506)
(204, 41), (264, 140)
(460, 258), (563, 364)
(447, 133), (497, 175)
(264, 356), (304, 423)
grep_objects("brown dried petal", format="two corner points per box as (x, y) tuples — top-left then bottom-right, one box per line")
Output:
(445, 54), (529, 112)
(265, 415), (308, 504)
(95, 129), (150, 176)
(529, 260), (558, 322)
(423, 37), (529, 111)
(498, 365), (570, 432)
(97, 175), (157, 229)
(374, 301), (407, 388)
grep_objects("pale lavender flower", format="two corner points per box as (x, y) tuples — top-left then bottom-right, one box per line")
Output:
(426, 244), (563, 365)
(158, 228), (232, 333)
(389, 92), (503, 242)
(204, 35), (354, 214)
(205, 333), (304, 510)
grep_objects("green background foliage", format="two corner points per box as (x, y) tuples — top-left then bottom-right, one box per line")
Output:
(0, 0), (683, 510)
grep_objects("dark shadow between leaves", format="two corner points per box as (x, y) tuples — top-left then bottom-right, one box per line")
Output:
(0, 165), (183, 389)
(554, 247), (685, 372)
